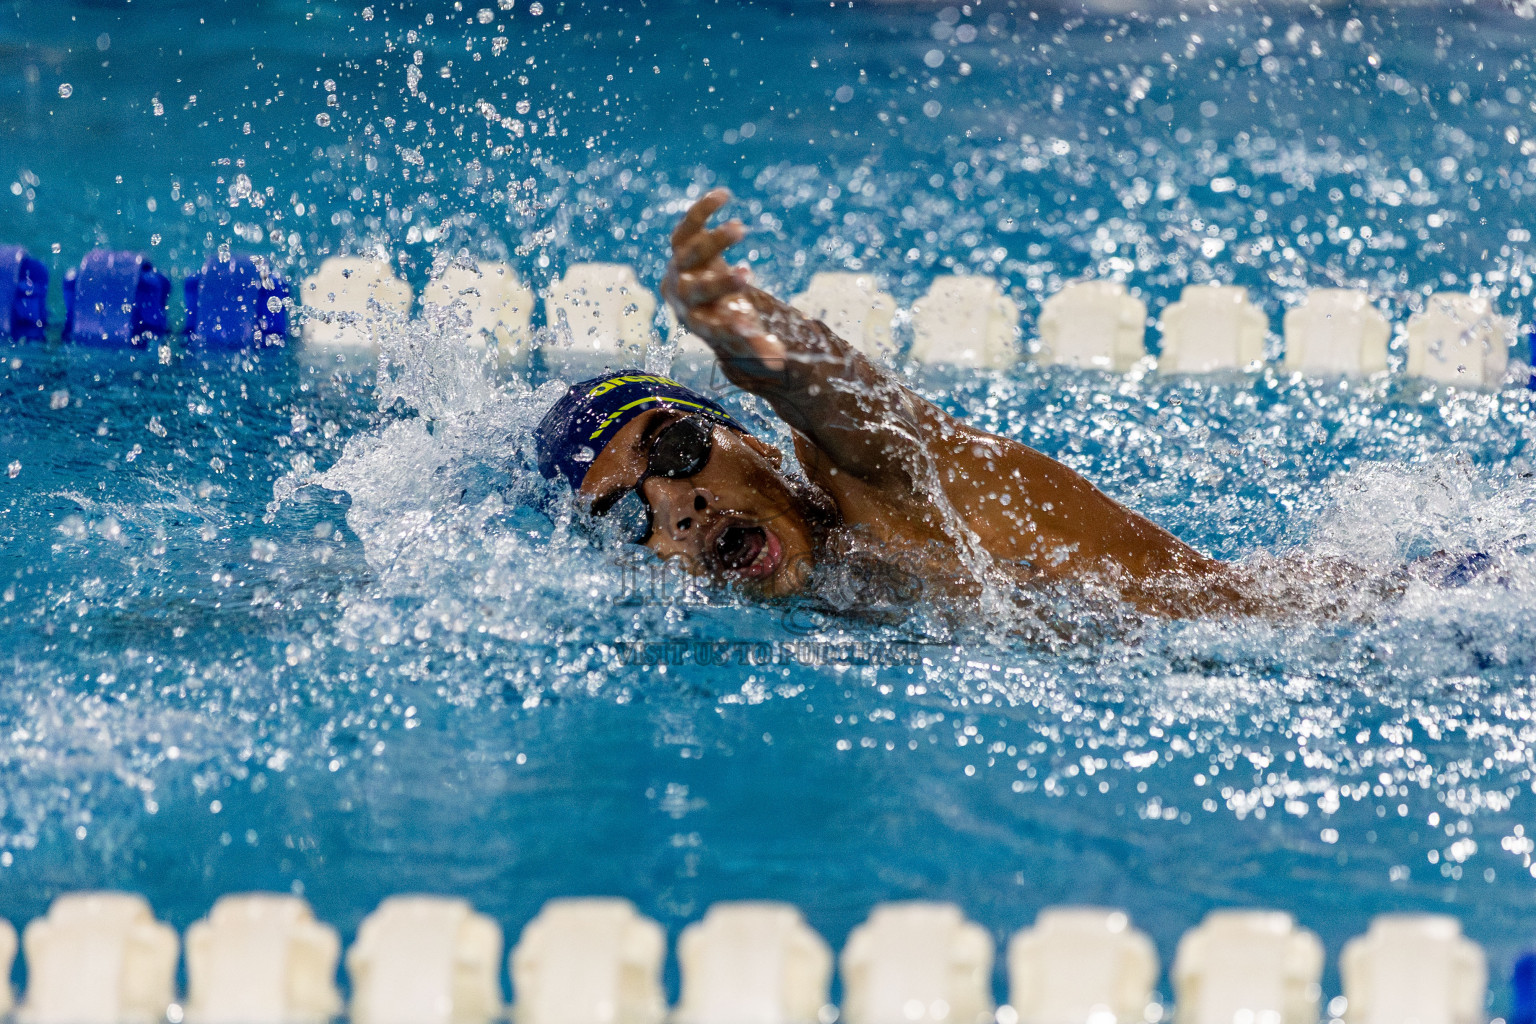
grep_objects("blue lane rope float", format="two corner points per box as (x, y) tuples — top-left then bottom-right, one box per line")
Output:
(184, 252), (291, 349)
(0, 245), (48, 341)
(1527, 326), (1536, 391)
(1514, 951), (1536, 1024)
(62, 250), (170, 346)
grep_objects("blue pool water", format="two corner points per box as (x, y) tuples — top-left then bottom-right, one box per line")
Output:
(6, 0), (1536, 1012)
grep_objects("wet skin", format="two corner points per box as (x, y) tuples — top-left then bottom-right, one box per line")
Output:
(578, 408), (826, 597)
(610, 187), (1262, 615)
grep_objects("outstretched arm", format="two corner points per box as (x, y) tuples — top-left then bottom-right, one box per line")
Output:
(662, 189), (928, 491)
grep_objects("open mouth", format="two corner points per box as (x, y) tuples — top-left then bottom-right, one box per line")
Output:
(711, 523), (782, 579)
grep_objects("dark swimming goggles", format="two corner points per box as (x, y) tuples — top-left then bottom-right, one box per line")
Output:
(587, 414), (717, 544)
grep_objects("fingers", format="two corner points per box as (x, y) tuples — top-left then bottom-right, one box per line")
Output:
(670, 187), (734, 248)
(666, 187), (779, 374)
(673, 218), (746, 272)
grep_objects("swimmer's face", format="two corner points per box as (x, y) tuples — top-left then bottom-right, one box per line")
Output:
(578, 407), (816, 596)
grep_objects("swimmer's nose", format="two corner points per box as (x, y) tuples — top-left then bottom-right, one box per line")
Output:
(645, 479), (718, 541)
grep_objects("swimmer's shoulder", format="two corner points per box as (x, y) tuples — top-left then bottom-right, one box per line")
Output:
(791, 428), (958, 547)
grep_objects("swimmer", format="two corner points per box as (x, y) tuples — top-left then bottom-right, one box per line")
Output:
(536, 189), (1295, 618)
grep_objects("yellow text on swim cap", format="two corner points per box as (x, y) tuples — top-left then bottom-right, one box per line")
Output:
(585, 374), (684, 398)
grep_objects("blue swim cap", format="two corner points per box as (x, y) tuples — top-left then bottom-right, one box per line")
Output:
(534, 370), (747, 489)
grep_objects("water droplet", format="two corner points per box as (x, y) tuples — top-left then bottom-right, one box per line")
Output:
(315, 112), (331, 127)
(528, 1), (543, 13)
(57, 83), (72, 98)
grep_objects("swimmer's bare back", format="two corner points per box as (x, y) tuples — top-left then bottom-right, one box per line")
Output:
(662, 188), (1253, 616)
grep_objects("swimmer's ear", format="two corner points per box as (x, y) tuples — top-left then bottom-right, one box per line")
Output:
(740, 432), (784, 469)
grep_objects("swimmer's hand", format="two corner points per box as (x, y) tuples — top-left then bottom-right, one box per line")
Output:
(662, 188), (929, 490)
(662, 188), (790, 380)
